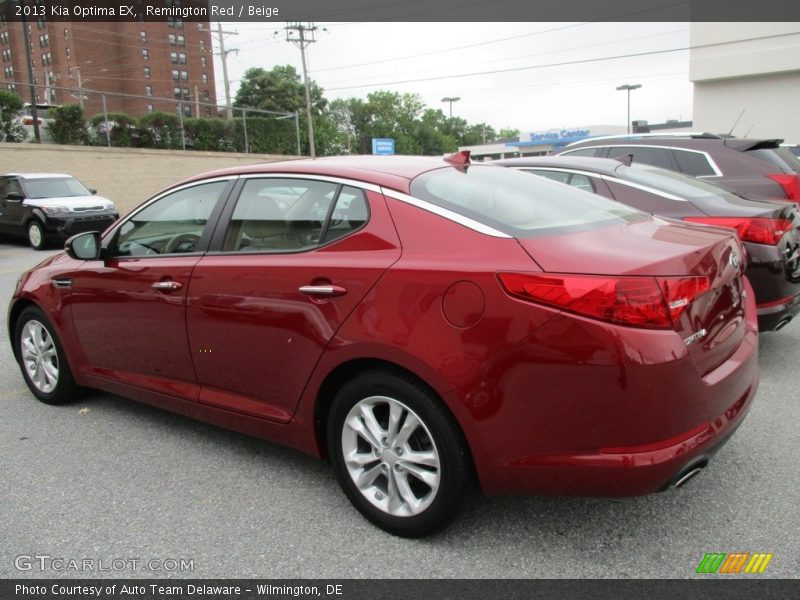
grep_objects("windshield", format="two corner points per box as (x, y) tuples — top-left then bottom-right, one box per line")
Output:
(22, 177), (91, 199)
(410, 165), (647, 238)
(616, 163), (728, 199)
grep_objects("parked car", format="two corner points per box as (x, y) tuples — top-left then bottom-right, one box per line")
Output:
(0, 173), (118, 249)
(9, 154), (759, 537)
(496, 156), (800, 332)
(555, 133), (800, 202)
(781, 144), (800, 158)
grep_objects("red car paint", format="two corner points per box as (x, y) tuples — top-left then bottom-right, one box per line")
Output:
(9, 156), (759, 496)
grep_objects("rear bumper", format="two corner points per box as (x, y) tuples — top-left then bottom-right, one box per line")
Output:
(469, 283), (760, 496)
(746, 241), (800, 331)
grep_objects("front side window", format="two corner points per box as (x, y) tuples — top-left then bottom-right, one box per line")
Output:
(410, 166), (645, 238)
(223, 179), (368, 252)
(113, 181), (227, 257)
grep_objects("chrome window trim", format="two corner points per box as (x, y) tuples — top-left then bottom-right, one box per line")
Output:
(557, 144), (723, 177)
(513, 167), (689, 203)
(237, 172), (383, 194)
(380, 188), (512, 239)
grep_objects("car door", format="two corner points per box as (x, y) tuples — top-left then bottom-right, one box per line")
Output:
(68, 178), (233, 397)
(185, 176), (402, 422)
(0, 177), (27, 232)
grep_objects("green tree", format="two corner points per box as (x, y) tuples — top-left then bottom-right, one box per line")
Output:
(0, 90), (26, 142)
(48, 104), (88, 145)
(498, 127), (520, 140)
(234, 65), (326, 114)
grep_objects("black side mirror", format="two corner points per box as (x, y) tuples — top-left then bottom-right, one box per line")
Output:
(89, 189), (97, 195)
(65, 231), (102, 260)
(6, 192), (24, 201)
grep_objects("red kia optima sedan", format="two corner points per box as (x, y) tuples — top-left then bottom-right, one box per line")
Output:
(9, 154), (759, 537)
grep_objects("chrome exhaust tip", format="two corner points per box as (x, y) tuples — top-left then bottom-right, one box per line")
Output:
(774, 317), (792, 331)
(672, 465), (705, 489)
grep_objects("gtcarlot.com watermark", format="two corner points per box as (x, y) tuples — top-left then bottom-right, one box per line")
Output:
(14, 554), (194, 573)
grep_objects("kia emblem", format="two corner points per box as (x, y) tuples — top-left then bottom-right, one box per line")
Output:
(729, 252), (741, 271)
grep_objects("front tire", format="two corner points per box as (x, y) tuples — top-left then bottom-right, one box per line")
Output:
(327, 369), (471, 537)
(27, 220), (46, 250)
(15, 307), (80, 405)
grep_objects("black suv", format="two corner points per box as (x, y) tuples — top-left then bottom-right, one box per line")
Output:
(0, 173), (119, 250)
(555, 133), (800, 202)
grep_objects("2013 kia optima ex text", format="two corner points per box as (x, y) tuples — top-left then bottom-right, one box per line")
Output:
(9, 153), (760, 537)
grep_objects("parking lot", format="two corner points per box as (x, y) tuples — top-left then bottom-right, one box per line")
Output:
(0, 239), (798, 579)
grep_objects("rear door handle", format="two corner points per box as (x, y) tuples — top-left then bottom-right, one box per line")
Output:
(299, 284), (347, 298)
(151, 281), (182, 291)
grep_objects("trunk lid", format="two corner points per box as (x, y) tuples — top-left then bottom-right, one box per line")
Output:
(517, 218), (747, 374)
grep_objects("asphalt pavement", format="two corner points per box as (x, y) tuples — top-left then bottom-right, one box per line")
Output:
(0, 240), (798, 579)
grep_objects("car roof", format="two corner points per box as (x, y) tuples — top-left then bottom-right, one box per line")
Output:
(495, 156), (624, 176)
(177, 155), (464, 192)
(4, 173), (75, 179)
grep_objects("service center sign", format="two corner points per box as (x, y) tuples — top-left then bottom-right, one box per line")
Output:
(372, 138), (396, 155)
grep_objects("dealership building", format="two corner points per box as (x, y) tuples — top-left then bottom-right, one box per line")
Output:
(690, 23), (800, 143)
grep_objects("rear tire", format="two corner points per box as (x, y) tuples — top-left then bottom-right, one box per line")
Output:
(15, 307), (80, 405)
(27, 220), (46, 250)
(327, 369), (471, 537)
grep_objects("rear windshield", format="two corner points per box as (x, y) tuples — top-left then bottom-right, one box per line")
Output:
(409, 165), (647, 237)
(747, 148), (800, 173)
(616, 163), (728, 199)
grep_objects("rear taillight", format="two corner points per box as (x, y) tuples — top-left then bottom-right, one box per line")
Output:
(497, 272), (710, 330)
(683, 216), (792, 245)
(767, 173), (800, 201)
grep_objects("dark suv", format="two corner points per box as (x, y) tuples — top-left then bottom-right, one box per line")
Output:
(555, 133), (800, 202)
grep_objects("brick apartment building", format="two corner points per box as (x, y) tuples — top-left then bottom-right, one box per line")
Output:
(0, 12), (218, 118)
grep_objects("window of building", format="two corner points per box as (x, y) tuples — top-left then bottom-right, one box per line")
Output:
(140, 31), (147, 42)
(144, 67), (151, 79)
(147, 104), (154, 112)
(0, 31), (9, 45)
(142, 48), (149, 60)
(7, 83), (17, 92)
(1, 49), (11, 62)
(205, 107), (211, 117)
(183, 87), (190, 100)
(199, 40), (205, 52)
(171, 69), (179, 80)
(177, 35), (185, 46)
(41, 52), (52, 66)
(168, 34), (176, 45)
(170, 52), (178, 63)
(145, 85), (152, 97)
(200, 56), (207, 68)
(63, 28), (68, 40)
(39, 34), (49, 48)
(203, 90), (210, 101)
(180, 70), (188, 81)
(201, 73), (208, 84)
(174, 87), (181, 99)
(3, 66), (13, 78)
(65, 47), (70, 59)
(178, 52), (187, 64)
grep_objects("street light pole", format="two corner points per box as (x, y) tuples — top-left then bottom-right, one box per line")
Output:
(441, 96), (461, 119)
(616, 84), (641, 134)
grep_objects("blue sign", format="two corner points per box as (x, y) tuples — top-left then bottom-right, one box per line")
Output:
(372, 138), (395, 155)
(508, 129), (591, 148)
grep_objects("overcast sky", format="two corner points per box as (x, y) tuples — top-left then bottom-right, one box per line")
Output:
(212, 21), (693, 133)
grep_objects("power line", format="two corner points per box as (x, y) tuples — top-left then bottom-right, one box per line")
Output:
(322, 31), (800, 92)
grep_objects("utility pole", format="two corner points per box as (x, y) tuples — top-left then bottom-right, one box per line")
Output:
(285, 22), (318, 158)
(199, 23), (238, 119)
(74, 67), (85, 109)
(194, 85), (200, 118)
(19, 1), (41, 142)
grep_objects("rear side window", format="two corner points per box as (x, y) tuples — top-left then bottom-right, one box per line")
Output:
(673, 149), (716, 176)
(608, 146), (674, 170)
(410, 165), (646, 238)
(223, 179), (368, 252)
(559, 147), (601, 158)
(569, 173), (595, 192)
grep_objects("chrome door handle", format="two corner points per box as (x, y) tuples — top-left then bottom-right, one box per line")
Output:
(299, 284), (347, 297)
(151, 281), (182, 291)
